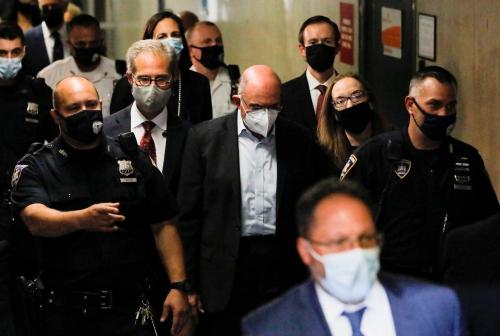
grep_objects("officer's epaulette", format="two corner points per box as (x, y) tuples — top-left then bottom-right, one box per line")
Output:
(386, 138), (403, 161)
(27, 142), (46, 155)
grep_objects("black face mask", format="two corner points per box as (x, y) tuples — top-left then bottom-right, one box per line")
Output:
(59, 109), (103, 143)
(41, 5), (64, 30)
(334, 101), (372, 134)
(306, 44), (337, 72)
(412, 99), (456, 141)
(72, 46), (102, 67)
(192, 45), (224, 69)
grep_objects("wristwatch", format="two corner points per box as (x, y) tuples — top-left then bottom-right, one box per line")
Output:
(170, 280), (193, 294)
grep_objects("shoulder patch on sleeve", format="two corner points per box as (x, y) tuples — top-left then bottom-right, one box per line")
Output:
(11, 164), (28, 188)
(340, 154), (357, 181)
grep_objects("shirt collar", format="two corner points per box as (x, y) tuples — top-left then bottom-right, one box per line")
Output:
(306, 68), (336, 92)
(315, 278), (384, 318)
(42, 21), (66, 39)
(130, 101), (168, 131)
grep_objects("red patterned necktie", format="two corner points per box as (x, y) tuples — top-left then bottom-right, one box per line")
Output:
(140, 121), (156, 163)
(316, 84), (327, 118)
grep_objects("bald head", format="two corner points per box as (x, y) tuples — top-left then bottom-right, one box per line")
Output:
(53, 76), (99, 113)
(238, 65), (281, 98)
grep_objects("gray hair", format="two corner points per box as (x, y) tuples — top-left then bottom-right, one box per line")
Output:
(126, 39), (178, 77)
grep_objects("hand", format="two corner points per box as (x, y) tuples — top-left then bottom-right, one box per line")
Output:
(160, 289), (190, 336)
(187, 293), (204, 324)
(79, 202), (125, 232)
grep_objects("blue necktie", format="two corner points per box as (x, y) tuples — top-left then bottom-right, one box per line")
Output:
(342, 307), (366, 336)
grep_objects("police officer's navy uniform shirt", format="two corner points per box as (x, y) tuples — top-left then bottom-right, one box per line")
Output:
(11, 135), (178, 289)
(341, 129), (499, 277)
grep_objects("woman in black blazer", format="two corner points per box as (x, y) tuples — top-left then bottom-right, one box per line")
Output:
(110, 11), (212, 124)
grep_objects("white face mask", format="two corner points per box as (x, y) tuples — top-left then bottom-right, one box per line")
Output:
(308, 244), (380, 303)
(132, 83), (171, 114)
(243, 108), (280, 137)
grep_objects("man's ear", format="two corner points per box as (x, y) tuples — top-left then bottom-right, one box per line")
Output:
(404, 96), (414, 114)
(231, 94), (241, 106)
(50, 109), (60, 126)
(126, 72), (133, 85)
(298, 43), (306, 59)
(297, 237), (312, 266)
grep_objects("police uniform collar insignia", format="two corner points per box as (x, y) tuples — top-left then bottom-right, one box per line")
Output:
(340, 154), (357, 181)
(118, 159), (134, 176)
(394, 159), (411, 179)
(12, 164), (28, 188)
(58, 149), (68, 158)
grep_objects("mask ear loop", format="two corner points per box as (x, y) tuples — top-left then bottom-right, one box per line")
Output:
(305, 240), (325, 263)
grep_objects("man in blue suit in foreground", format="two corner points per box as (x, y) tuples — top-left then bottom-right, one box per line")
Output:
(242, 179), (464, 336)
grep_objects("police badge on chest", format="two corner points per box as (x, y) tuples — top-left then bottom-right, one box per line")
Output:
(25, 102), (39, 124)
(118, 159), (137, 183)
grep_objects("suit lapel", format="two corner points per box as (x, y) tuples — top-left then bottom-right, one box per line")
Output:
(113, 106), (132, 134)
(299, 72), (317, 127)
(163, 115), (185, 180)
(275, 117), (288, 219)
(224, 111), (242, 222)
(380, 275), (419, 336)
(296, 281), (332, 336)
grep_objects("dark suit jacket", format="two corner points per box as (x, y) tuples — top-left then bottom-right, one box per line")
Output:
(103, 104), (190, 196)
(441, 211), (500, 336)
(109, 69), (212, 125)
(242, 274), (464, 336)
(281, 72), (316, 133)
(23, 25), (50, 77)
(177, 111), (330, 312)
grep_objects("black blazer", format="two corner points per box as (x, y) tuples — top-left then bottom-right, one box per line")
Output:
(281, 72), (316, 133)
(23, 25), (50, 77)
(103, 104), (190, 196)
(110, 69), (212, 125)
(176, 111), (330, 312)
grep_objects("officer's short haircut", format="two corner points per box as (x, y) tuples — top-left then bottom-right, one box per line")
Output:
(295, 178), (373, 238)
(298, 15), (340, 46)
(0, 22), (25, 45)
(185, 21), (219, 43)
(409, 66), (458, 94)
(126, 39), (178, 78)
(67, 14), (100, 34)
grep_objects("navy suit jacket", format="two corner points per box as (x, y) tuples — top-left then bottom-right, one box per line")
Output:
(242, 274), (464, 336)
(103, 104), (190, 196)
(23, 25), (50, 77)
(177, 111), (330, 312)
(281, 72), (316, 133)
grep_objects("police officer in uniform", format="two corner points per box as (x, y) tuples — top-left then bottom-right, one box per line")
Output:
(0, 22), (57, 336)
(341, 66), (499, 280)
(10, 76), (190, 336)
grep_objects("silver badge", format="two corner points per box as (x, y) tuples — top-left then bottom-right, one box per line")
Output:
(118, 160), (134, 176)
(92, 120), (103, 134)
(26, 102), (39, 115)
(58, 149), (68, 158)
(340, 154), (357, 181)
(394, 159), (411, 179)
(11, 164), (28, 188)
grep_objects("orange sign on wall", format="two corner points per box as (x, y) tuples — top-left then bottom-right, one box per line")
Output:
(381, 7), (402, 59)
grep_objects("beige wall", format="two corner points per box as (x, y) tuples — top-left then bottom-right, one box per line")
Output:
(418, 0), (500, 197)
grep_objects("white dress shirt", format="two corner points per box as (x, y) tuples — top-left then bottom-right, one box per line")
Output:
(130, 102), (168, 173)
(41, 21), (70, 63)
(237, 111), (277, 236)
(191, 65), (235, 118)
(38, 56), (122, 117)
(306, 69), (335, 113)
(315, 280), (397, 336)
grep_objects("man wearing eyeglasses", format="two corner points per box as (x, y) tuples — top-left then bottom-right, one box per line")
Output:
(243, 179), (464, 336)
(37, 14), (121, 117)
(176, 65), (328, 335)
(341, 66), (499, 281)
(281, 15), (340, 133)
(10, 75), (190, 336)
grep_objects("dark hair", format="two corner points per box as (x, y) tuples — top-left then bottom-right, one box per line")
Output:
(0, 22), (25, 45)
(296, 178), (372, 238)
(67, 14), (100, 34)
(317, 73), (390, 168)
(142, 11), (191, 70)
(409, 66), (458, 93)
(298, 15), (340, 45)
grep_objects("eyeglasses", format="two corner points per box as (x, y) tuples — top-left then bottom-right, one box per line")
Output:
(308, 233), (381, 252)
(240, 97), (283, 112)
(132, 75), (173, 89)
(331, 90), (368, 110)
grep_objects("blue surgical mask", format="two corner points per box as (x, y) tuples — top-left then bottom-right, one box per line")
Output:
(160, 37), (184, 57)
(0, 57), (22, 79)
(308, 245), (380, 303)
